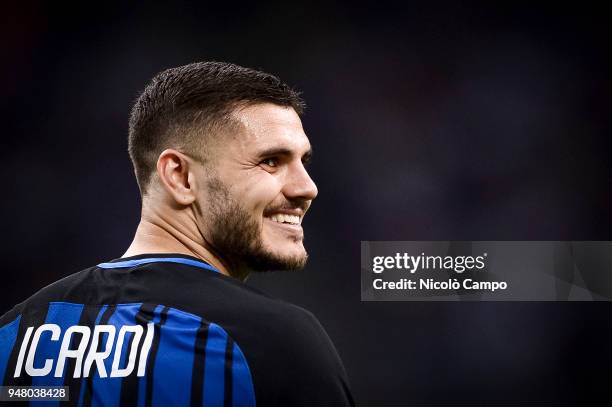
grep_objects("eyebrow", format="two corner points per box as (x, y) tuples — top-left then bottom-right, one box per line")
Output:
(256, 147), (313, 161)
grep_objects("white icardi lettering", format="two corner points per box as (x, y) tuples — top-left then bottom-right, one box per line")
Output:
(137, 323), (155, 376)
(54, 326), (91, 378)
(14, 322), (155, 379)
(25, 324), (61, 377)
(13, 327), (33, 377)
(110, 325), (143, 377)
(83, 325), (116, 378)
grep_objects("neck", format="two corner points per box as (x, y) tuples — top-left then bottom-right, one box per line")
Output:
(123, 206), (250, 281)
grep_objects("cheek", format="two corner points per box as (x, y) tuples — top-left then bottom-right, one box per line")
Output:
(234, 175), (281, 213)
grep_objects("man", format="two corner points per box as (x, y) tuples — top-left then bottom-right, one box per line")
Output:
(0, 62), (355, 406)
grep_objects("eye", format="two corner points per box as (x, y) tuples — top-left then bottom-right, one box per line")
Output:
(260, 157), (278, 168)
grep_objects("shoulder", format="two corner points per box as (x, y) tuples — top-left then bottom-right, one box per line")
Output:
(220, 295), (354, 406)
(255, 298), (330, 348)
(256, 300), (346, 381)
(204, 278), (328, 349)
(0, 267), (94, 327)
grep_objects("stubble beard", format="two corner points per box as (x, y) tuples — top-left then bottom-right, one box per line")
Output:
(205, 177), (308, 273)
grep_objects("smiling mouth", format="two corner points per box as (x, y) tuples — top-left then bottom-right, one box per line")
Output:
(267, 213), (301, 225)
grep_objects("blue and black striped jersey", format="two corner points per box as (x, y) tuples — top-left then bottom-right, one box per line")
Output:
(0, 254), (354, 406)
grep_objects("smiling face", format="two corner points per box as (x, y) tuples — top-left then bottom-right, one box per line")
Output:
(194, 103), (318, 272)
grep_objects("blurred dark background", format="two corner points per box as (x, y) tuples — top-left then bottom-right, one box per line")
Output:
(2, 2), (611, 406)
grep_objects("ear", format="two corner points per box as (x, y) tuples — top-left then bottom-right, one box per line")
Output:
(156, 149), (198, 205)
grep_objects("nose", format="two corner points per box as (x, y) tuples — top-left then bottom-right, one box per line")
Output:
(283, 161), (318, 201)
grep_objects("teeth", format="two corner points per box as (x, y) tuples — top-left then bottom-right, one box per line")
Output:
(269, 214), (300, 225)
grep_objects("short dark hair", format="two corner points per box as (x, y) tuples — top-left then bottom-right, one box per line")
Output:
(128, 61), (305, 194)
